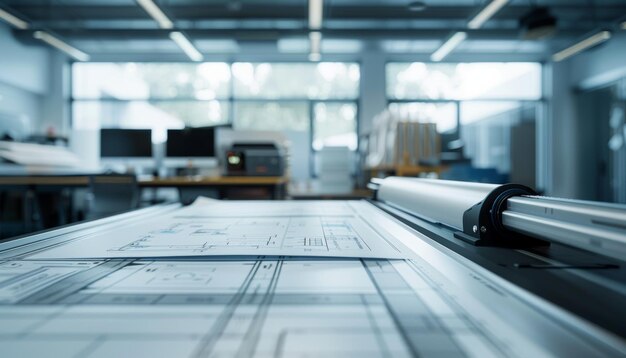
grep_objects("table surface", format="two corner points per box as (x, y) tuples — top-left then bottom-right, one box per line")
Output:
(0, 174), (288, 187)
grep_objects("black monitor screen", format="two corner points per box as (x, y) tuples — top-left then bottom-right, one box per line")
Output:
(167, 128), (215, 157)
(100, 129), (152, 158)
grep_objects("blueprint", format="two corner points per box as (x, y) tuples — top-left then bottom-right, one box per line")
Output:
(29, 200), (412, 260)
(1, 199), (623, 357)
(0, 258), (556, 358)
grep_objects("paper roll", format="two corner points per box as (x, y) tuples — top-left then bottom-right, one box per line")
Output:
(377, 177), (498, 230)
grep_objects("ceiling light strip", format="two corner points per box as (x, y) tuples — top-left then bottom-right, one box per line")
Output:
(170, 31), (203, 62)
(0, 8), (29, 29)
(137, 0), (173, 29)
(309, 0), (324, 30)
(468, 0), (508, 29)
(431, 31), (466, 62)
(552, 31), (612, 62)
(33, 31), (89, 61)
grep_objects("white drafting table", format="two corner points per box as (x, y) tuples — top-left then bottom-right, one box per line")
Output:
(0, 200), (624, 358)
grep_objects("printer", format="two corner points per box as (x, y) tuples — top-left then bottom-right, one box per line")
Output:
(225, 142), (285, 176)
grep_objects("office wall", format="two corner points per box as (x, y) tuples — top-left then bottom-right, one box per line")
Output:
(359, 48), (387, 136)
(42, 52), (71, 135)
(545, 32), (626, 200)
(545, 61), (578, 198)
(569, 32), (626, 91)
(0, 23), (50, 134)
(0, 23), (71, 137)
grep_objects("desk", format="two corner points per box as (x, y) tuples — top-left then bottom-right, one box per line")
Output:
(140, 176), (288, 202)
(0, 175), (287, 187)
(0, 174), (288, 200)
(0, 174), (288, 238)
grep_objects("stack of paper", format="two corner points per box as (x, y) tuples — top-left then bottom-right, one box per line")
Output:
(316, 146), (353, 194)
(0, 141), (80, 168)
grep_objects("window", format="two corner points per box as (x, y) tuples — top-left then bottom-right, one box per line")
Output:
(313, 102), (358, 150)
(386, 62), (542, 100)
(230, 62), (360, 152)
(233, 101), (309, 131)
(387, 102), (456, 134)
(72, 62), (231, 134)
(460, 101), (538, 179)
(386, 62), (543, 187)
(71, 62), (360, 179)
(232, 62), (360, 100)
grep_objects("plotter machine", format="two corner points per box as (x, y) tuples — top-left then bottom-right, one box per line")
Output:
(1, 177), (625, 357)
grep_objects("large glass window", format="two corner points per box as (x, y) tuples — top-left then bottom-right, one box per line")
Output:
(386, 62), (542, 187)
(233, 101), (309, 131)
(71, 62), (360, 179)
(313, 102), (358, 151)
(73, 62), (231, 100)
(386, 62), (541, 100)
(72, 62), (359, 138)
(72, 62), (231, 131)
(387, 102), (457, 134)
(232, 62), (359, 99)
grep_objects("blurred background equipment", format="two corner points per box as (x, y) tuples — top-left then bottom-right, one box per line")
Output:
(225, 142), (285, 177)
(99, 129), (154, 173)
(164, 127), (217, 176)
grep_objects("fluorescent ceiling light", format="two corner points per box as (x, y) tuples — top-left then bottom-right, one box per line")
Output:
(552, 31), (612, 62)
(170, 31), (203, 61)
(468, 0), (508, 29)
(309, 0), (323, 30)
(309, 31), (321, 61)
(136, 0), (173, 29)
(33, 31), (89, 61)
(431, 32), (466, 62)
(0, 8), (29, 29)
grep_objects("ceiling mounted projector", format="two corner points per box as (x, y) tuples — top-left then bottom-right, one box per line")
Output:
(520, 7), (557, 40)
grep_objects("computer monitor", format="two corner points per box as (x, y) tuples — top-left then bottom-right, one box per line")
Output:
(165, 127), (217, 168)
(100, 129), (154, 170)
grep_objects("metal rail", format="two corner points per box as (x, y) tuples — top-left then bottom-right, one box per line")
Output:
(502, 196), (626, 261)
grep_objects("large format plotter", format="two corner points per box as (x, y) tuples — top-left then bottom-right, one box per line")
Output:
(1, 177), (625, 357)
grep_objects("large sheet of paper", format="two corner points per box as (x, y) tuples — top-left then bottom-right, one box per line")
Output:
(29, 200), (413, 260)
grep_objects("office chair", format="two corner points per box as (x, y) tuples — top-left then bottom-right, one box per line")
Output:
(86, 174), (139, 220)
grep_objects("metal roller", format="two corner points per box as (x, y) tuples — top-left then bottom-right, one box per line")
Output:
(376, 177), (626, 260)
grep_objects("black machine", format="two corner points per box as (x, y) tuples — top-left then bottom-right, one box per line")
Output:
(225, 142), (285, 176)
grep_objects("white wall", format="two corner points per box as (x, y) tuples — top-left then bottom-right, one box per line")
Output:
(544, 32), (626, 199)
(569, 32), (626, 90)
(42, 52), (71, 134)
(0, 81), (40, 137)
(359, 47), (387, 136)
(0, 23), (49, 94)
(0, 23), (59, 137)
(545, 61), (579, 198)
(0, 23), (72, 137)
(0, 22), (52, 135)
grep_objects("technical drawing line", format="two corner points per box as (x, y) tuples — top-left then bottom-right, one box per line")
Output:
(360, 259), (420, 358)
(235, 260), (283, 358)
(190, 261), (262, 358)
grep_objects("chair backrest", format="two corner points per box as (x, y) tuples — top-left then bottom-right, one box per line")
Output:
(87, 174), (139, 220)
